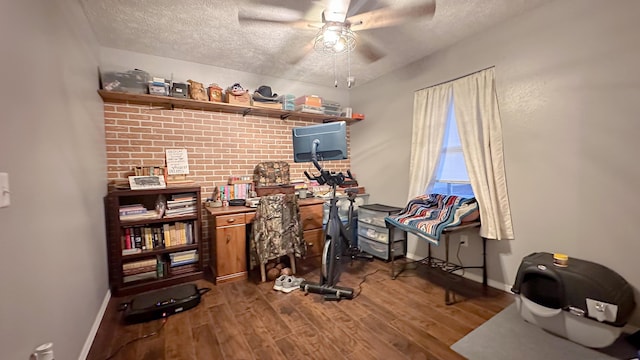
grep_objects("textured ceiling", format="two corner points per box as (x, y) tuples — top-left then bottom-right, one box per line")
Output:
(80, 0), (551, 88)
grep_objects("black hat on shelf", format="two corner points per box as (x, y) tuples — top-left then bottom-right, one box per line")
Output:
(253, 85), (279, 102)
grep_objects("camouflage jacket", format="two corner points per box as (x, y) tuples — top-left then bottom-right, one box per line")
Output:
(250, 193), (306, 268)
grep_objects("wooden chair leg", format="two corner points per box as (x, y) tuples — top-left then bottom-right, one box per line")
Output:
(260, 263), (266, 282)
(288, 253), (296, 275)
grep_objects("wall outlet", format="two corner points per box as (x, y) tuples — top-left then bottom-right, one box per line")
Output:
(460, 234), (469, 247)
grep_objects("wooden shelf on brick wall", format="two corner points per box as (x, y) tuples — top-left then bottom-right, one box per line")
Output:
(98, 90), (361, 124)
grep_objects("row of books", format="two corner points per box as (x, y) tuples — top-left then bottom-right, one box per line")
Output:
(122, 252), (199, 283)
(134, 165), (165, 176)
(218, 183), (253, 200)
(121, 221), (196, 254)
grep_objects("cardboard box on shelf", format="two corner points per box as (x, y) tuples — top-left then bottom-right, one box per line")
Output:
(226, 91), (251, 105)
(253, 102), (282, 109)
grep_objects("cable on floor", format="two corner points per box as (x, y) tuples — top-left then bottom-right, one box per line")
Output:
(352, 268), (384, 299)
(104, 316), (168, 360)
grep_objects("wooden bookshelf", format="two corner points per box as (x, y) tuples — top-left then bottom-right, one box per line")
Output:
(105, 186), (204, 296)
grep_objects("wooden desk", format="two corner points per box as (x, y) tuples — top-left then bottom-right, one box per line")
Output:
(206, 198), (325, 283)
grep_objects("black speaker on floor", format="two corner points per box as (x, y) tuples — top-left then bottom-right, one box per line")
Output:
(120, 283), (210, 324)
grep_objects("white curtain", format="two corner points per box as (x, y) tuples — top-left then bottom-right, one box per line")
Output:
(453, 68), (514, 240)
(407, 84), (452, 199)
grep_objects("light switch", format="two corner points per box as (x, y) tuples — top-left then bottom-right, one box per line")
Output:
(0, 172), (9, 208)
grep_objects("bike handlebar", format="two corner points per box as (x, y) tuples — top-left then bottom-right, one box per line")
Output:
(304, 138), (355, 187)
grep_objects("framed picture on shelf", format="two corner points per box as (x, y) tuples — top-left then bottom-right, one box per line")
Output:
(128, 175), (166, 190)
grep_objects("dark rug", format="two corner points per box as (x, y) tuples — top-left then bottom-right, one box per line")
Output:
(451, 303), (638, 360)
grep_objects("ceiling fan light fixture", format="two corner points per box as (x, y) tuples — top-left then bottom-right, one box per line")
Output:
(314, 22), (356, 55)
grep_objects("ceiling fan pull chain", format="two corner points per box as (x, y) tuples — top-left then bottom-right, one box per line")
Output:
(334, 53), (338, 87)
(347, 48), (352, 88)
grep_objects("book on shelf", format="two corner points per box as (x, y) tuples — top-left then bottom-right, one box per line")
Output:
(119, 204), (148, 216)
(170, 249), (197, 257)
(156, 260), (166, 278)
(133, 165), (165, 177)
(166, 199), (196, 206)
(120, 209), (147, 216)
(152, 227), (161, 248)
(122, 258), (157, 270)
(169, 263), (198, 276)
(122, 264), (157, 276)
(164, 206), (196, 215)
(170, 252), (198, 267)
(170, 193), (196, 201)
(122, 248), (141, 256)
(124, 228), (132, 249)
(170, 258), (198, 267)
(163, 223), (172, 247)
(123, 271), (157, 283)
(132, 227), (143, 249)
(185, 222), (193, 244)
(120, 210), (161, 222)
(169, 253), (197, 263)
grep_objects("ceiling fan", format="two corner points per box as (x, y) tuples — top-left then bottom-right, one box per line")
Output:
(238, 0), (436, 64)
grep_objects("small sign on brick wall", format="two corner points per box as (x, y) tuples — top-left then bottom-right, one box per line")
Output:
(165, 148), (192, 184)
(165, 148), (189, 175)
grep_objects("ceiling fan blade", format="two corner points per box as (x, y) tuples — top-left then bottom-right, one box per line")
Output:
(286, 39), (315, 65)
(322, 0), (351, 22)
(348, 1), (436, 31)
(356, 35), (385, 63)
(237, 14), (320, 30)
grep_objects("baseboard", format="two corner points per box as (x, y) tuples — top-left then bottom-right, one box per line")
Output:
(404, 252), (511, 293)
(78, 289), (111, 360)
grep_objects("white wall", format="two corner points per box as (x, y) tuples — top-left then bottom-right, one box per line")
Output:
(350, 0), (640, 324)
(100, 47), (351, 105)
(0, 0), (106, 358)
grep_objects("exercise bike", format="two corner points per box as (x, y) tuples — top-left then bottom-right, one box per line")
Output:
(300, 139), (373, 301)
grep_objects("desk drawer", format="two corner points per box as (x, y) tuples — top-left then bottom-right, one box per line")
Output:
(245, 212), (256, 223)
(215, 214), (247, 227)
(357, 222), (404, 244)
(303, 228), (324, 257)
(300, 204), (323, 230)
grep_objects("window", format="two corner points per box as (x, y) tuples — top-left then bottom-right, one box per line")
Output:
(430, 99), (474, 197)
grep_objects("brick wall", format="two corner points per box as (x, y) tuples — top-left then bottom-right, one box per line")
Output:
(104, 101), (352, 263)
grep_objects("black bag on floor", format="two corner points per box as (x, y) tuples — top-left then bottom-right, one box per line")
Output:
(120, 283), (210, 324)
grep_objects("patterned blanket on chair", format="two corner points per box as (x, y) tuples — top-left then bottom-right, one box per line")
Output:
(385, 194), (478, 245)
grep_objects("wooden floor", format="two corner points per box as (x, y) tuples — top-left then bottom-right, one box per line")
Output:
(87, 259), (514, 360)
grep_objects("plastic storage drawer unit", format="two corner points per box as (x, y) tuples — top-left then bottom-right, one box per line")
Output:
(358, 206), (395, 227)
(357, 204), (404, 261)
(358, 221), (404, 244)
(358, 236), (405, 261)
